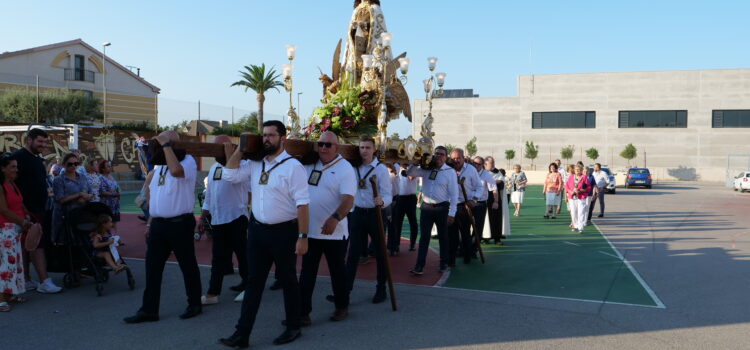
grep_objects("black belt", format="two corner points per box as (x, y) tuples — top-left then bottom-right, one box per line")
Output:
(251, 216), (297, 229)
(422, 201), (449, 208)
(354, 206), (377, 213)
(152, 213), (193, 223)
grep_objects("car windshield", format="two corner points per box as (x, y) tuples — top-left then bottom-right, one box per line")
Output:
(629, 169), (649, 174)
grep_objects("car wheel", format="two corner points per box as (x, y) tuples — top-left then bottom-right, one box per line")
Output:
(735, 188), (739, 191)
(611, 189), (616, 194)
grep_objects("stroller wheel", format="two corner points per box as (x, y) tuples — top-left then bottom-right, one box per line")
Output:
(96, 283), (104, 296)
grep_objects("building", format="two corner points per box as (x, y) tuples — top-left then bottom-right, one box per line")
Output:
(0, 39), (160, 126)
(413, 68), (750, 182)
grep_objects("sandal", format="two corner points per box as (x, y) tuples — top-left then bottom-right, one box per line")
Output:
(0, 302), (10, 312)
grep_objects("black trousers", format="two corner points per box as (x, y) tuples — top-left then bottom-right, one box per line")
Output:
(386, 200), (399, 253)
(472, 202), (487, 241)
(140, 214), (201, 315)
(207, 215), (249, 295)
(394, 194), (418, 248)
(487, 193), (502, 241)
(448, 205), (472, 264)
(236, 218), (301, 334)
(299, 237), (349, 315)
(346, 208), (387, 291)
(416, 203), (449, 269)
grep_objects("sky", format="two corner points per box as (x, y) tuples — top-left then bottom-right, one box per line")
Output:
(2, 0), (749, 137)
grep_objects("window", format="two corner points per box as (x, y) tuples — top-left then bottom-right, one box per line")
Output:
(618, 110), (687, 128)
(713, 110), (750, 128)
(532, 111), (595, 129)
(629, 169), (650, 174)
(74, 55), (85, 81)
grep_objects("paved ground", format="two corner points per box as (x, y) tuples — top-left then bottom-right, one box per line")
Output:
(4, 182), (750, 349)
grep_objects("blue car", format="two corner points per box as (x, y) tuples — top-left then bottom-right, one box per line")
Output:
(626, 168), (652, 189)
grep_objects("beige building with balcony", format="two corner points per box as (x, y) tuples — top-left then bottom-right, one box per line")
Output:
(412, 68), (750, 182)
(0, 39), (160, 126)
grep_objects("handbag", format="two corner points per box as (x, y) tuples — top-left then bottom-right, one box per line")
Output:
(24, 223), (43, 251)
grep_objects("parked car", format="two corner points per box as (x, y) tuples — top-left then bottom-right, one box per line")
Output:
(734, 172), (750, 192)
(588, 166), (617, 194)
(626, 168), (652, 189)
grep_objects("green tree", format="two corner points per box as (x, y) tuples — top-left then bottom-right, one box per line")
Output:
(211, 112), (259, 136)
(230, 64), (284, 131)
(620, 143), (637, 166)
(586, 147), (599, 162)
(560, 145), (575, 163)
(524, 141), (539, 169)
(0, 89), (102, 124)
(504, 149), (515, 168)
(465, 136), (477, 157)
(445, 144), (456, 155)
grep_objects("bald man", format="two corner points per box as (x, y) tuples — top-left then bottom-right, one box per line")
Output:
(197, 135), (250, 305)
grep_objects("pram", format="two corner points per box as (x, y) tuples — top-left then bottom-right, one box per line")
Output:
(60, 202), (135, 296)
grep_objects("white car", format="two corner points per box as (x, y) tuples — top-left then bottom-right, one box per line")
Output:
(734, 172), (750, 192)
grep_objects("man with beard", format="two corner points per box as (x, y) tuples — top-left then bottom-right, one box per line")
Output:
(197, 135), (249, 306)
(219, 120), (310, 347)
(299, 131), (356, 324)
(406, 146), (458, 274)
(345, 135), (392, 304)
(449, 148), (483, 266)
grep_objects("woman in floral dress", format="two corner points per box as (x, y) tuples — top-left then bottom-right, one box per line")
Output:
(98, 160), (121, 228)
(0, 154), (28, 312)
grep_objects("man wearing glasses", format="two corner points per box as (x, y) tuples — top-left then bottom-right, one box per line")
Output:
(299, 131), (356, 324)
(220, 120), (310, 347)
(448, 149), (483, 266)
(406, 146), (458, 274)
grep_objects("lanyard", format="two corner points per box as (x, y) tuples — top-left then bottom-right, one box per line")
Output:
(309, 156), (344, 186)
(356, 161), (380, 189)
(158, 166), (168, 186)
(259, 156), (293, 185)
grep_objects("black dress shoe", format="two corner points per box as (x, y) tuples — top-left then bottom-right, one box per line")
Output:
(330, 308), (348, 322)
(219, 331), (249, 348)
(229, 283), (246, 292)
(137, 215), (147, 222)
(325, 294), (336, 303)
(281, 315), (311, 327)
(269, 279), (282, 291)
(179, 305), (202, 319)
(597, 214), (604, 218)
(123, 311), (159, 324)
(273, 329), (301, 345)
(372, 287), (386, 304)
(408, 246), (416, 251)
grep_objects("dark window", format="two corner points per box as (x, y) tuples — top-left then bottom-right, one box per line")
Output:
(531, 111), (595, 129)
(74, 55), (85, 81)
(618, 110), (687, 128)
(713, 110), (750, 128)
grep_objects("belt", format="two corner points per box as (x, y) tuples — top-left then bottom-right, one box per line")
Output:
(251, 216), (297, 229)
(422, 201), (449, 208)
(152, 213), (193, 223)
(354, 206), (377, 213)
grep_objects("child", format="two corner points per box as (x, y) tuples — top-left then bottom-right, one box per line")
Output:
(90, 214), (127, 274)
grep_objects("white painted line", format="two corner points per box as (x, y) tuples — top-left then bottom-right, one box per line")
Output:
(592, 222), (666, 309)
(528, 233), (541, 237)
(563, 241), (580, 247)
(598, 251), (622, 260)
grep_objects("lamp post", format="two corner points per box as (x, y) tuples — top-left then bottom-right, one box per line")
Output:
(422, 57), (446, 119)
(283, 45), (301, 138)
(101, 42), (111, 126)
(361, 32), (398, 151)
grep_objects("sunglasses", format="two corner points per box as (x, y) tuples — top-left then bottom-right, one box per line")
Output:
(66, 162), (81, 167)
(317, 142), (335, 148)
(433, 153), (447, 157)
(473, 162), (483, 166)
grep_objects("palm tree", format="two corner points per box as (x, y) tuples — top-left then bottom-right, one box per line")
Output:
(230, 64), (284, 131)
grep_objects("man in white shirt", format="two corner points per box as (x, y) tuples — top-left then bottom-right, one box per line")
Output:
(449, 149), (483, 266)
(298, 131), (356, 324)
(555, 159), (566, 215)
(406, 146), (458, 274)
(219, 121), (310, 347)
(590, 163), (610, 218)
(472, 156), (499, 241)
(345, 135), (392, 305)
(393, 162), (419, 251)
(197, 135), (249, 306)
(124, 130), (202, 324)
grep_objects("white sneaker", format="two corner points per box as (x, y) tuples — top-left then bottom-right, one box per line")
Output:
(234, 291), (244, 303)
(25, 279), (39, 291)
(37, 278), (62, 294)
(201, 295), (218, 305)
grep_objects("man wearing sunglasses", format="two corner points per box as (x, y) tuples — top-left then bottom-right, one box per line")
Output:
(406, 146), (458, 274)
(298, 131), (356, 324)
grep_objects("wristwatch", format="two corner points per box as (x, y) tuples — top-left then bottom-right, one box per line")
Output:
(331, 212), (342, 221)
(161, 141), (173, 148)
(298, 233), (308, 239)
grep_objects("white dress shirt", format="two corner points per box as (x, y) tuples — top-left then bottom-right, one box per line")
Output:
(593, 170), (610, 188)
(304, 155), (357, 240)
(149, 155), (197, 218)
(354, 158), (393, 208)
(202, 161), (250, 225)
(407, 164), (459, 217)
(477, 169), (498, 202)
(456, 163), (483, 203)
(398, 168), (419, 196)
(223, 150), (310, 225)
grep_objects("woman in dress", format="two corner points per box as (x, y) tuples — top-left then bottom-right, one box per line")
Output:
(509, 164), (528, 216)
(542, 163), (563, 219)
(84, 159), (101, 203)
(0, 154), (28, 311)
(98, 160), (121, 232)
(51, 154), (92, 244)
(565, 164), (591, 233)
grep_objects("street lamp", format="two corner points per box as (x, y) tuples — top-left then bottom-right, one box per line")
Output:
(101, 42), (111, 126)
(283, 45), (301, 137)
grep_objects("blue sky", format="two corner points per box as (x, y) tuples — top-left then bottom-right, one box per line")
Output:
(2, 1), (749, 136)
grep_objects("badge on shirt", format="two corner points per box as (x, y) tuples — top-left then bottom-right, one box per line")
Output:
(358, 178), (367, 189)
(308, 170), (322, 186)
(213, 167), (223, 180)
(259, 171), (270, 185)
(429, 170), (438, 180)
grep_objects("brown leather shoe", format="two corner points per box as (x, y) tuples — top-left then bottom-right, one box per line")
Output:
(330, 308), (348, 322)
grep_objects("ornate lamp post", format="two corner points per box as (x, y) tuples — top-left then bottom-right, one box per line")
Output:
(283, 45), (301, 137)
(361, 32), (398, 151)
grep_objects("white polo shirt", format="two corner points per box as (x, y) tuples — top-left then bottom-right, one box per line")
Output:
(353, 159), (393, 209)
(223, 150), (310, 225)
(407, 164), (459, 217)
(202, 161), (250, 225)
(593, 170), (610, 188)
(456, 163), (483, 203)
(304, 155), (357, 240)
(149, 155), (197, 218)
(477, 169), (498, 201)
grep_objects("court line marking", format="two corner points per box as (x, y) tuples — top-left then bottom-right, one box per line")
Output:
(592, 222), (666, 309)
(598, 251), (622, 260)
(563, 241), (581, 247)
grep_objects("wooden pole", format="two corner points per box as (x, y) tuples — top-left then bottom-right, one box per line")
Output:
(459, 177), (485, 264)
(369, 175), (397, 311)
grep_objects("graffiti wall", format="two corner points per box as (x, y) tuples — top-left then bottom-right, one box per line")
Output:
(0, 126), (197, 172)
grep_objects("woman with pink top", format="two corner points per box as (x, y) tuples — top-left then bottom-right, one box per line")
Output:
(565, 164), (591, 233)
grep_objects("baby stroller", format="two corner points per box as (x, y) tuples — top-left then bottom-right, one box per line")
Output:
(61, 202), (135, 296)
